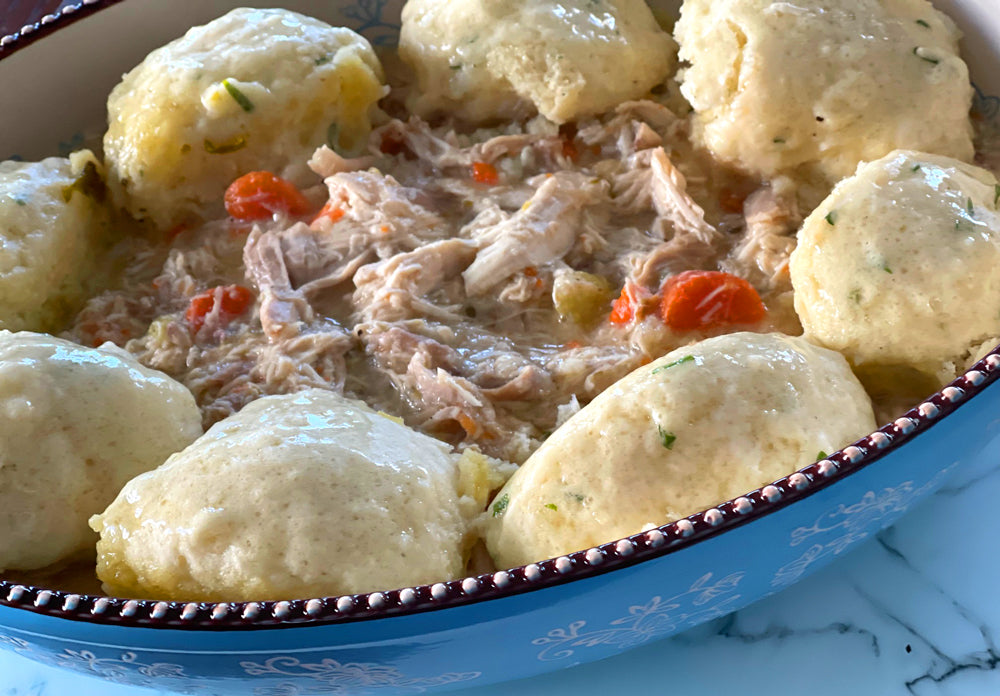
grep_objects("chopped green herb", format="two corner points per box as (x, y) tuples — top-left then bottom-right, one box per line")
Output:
(204, 135), (248, 154)
(882, 263), (893, 274)
(916, 19), (930, 28)
(491, 493), (510, 517)
(544, 503), (558, 511)
(222, 79), (255, 113)
(570, 492), (586, 503)
(315, 54), (332, 66)
(913, 47), (940, 64)
(848, 288), (862, 303)
(967, 198), (975, 215)
(60, 161), (107, 203)
(824, 210), (837, 226)
(911, 164), (922, 172)
(995, 184), (1000, 207)
(773, 137), (786, 144)
(657, 425), (676, 450)
(13, 197), (26, 206)
(816, 451), (829, 460)
(449, 64), (462, 70)
(651, 355), (696, 373)
(180, 143), (192, 154)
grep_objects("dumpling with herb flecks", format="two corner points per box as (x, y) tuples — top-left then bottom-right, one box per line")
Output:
(484, 332), (875, 568)
(400, 0), (676, 124)
(675, 0), (973, 185)
(0, 331), (202, 573)
(0, 150), (112, 332)
(91, 389), (512, 600)
(790, 150), (1000, 395)
(104, 7), (386, 229)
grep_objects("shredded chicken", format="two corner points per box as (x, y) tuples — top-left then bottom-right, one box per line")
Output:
(649, 148), (718, 243)
(308, 145), (377, 177)
(243, 226), (317, 340)
(353, 239), (477, 323)
(463, 173), (607, 295)
(64, 95), (787, 461)
(722, 186), (800, 291)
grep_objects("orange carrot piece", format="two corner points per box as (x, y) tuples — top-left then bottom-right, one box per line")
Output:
(471, 161), (499, 185)
(659, 270), (766, 331)
(609, 281), (652, 325)
(185, 285), (255, 333)
(224, 171), (311, 221)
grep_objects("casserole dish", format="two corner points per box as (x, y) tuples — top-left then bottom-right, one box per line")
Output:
(1, 1), (999, 693)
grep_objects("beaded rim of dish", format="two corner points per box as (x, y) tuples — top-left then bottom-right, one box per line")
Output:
(0, 0), (128, 54)
(1, 0), (999, 629)
(4, 350), (994, 628)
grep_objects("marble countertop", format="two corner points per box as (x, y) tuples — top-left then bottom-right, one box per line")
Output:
(3, 437), (999, 695)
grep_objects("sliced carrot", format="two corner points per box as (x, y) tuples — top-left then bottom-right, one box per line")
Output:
(185, 285), (255, 334)
(471, 162), (499, 185)
(312, 201), (345, 225)
(609, 281), (652, 325)
(659, 270), (766, 331)
(457, 412), (480, 438)
(224, 171), (311, 221)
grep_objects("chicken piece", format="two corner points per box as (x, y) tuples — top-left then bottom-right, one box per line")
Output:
(723, 185), (800, 291)
(463, 173), (608, 295)
(352, 239), (478, 323)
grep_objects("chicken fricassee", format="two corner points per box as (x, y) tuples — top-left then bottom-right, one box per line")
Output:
(69, 82), (798, 465)
(3, 0), (999, 597)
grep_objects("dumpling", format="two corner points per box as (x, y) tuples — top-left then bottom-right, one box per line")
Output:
(790, 150), (1000, 391)
(103, 8), (386, 229)
(91, 389), (508, 600)
(400, 0), (676, 124)
(484, 332), (876, 568)
(0, 331), (202, 573)
(0, 151), (111, 332)
(674, 0), (973, 183)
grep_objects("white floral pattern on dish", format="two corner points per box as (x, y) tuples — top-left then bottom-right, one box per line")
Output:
(532, 571), (745, 661)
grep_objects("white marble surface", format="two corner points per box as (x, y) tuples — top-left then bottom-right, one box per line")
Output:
(2, 436), (999, 695)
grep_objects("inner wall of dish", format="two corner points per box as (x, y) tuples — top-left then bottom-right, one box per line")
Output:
(0, 0), (397, 160)
(2, 0), (998, 161)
